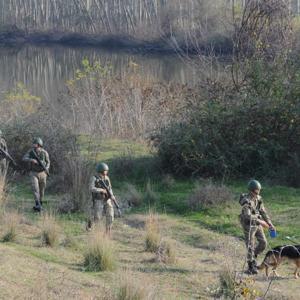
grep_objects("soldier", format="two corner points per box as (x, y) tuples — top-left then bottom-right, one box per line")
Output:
(0, 129), (8, 176)
(239, 180), (276, 275)
(87, 162), (120, 236)
(23, 137), (50, 212)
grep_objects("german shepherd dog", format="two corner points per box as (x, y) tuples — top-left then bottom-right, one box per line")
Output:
(258, 245), (300, 278)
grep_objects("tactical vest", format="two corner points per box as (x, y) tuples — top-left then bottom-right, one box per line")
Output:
(92, 176), (111, 200)
(28, 149), (47, 172)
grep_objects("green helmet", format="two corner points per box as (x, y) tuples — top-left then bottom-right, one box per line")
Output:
(247, 180), (261, 191)
(33, 137), (43, 147)
(96, 162), (109, 173)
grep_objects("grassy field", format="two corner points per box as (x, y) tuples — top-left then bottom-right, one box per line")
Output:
(0, 139), (300, 299)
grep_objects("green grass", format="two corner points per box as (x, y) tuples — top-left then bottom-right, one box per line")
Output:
(9, 138), (300, 250)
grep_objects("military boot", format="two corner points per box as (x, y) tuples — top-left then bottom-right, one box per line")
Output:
(246, 261), (258, 275)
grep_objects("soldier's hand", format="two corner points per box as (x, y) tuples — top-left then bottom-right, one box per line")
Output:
(269, 223), (276, 231)
(259, 220), (270, 229)
(31, 159), (38, 164)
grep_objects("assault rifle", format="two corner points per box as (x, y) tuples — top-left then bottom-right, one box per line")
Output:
(32, 149), (50, 176)
(98, 177), (121, 217)
(0, 148), (17, 166)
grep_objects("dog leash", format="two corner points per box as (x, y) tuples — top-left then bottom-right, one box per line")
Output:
(285, 236), (300, 244)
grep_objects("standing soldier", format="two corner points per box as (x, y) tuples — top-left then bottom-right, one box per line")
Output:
(0, 129), (8, 176)
(87, 162), (120, 236)
(23, 138), (50, 212)
(239, 180), (276, 275)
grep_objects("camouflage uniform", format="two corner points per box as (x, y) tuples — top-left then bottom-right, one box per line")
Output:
(23, 148), (50, 208)
(89, 175), (114, 231)
(239, 193), (270, 264)
(0, 137), (8, 176)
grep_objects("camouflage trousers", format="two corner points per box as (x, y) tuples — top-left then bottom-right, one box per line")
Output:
(91, 198), (114, 231)
(30, 171), (47, 206)
(242, 224), (267, 263)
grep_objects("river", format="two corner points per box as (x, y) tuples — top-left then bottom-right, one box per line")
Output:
(0, 45), (198, 103)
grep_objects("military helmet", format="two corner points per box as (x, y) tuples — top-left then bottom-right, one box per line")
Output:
(96, 162), (109, 173)
(247, 180), (261, 191)
(33, 137), (43, 147)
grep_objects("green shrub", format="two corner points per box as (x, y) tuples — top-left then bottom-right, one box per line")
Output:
(123, 183), (143, 207)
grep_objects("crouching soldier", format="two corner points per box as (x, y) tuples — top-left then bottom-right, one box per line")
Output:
(87, 162), (121, 236)
(23, 138), (50, 212)
(239, 180), (275, 275)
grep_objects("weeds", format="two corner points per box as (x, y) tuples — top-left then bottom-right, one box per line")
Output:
(145, 212), (160, 253)
(84, 229), (117, 272)
(40, 213), (60, 247)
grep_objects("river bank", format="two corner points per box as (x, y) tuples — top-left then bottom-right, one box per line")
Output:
(0, 26), (233, 55)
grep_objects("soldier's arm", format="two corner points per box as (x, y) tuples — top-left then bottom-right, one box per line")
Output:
(259, 200), (272, 225)
(23, 149), (34, 162)
(44, 150), (50, 170)
(89, 176), (106, 194)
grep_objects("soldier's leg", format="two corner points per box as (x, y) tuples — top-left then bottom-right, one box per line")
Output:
(243, 225), (257, 263)
(30, 172), (41, 208)
(255, 226), (267, 257)
(38, 172), (47, 206)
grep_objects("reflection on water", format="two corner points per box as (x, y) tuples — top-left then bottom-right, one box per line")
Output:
(0, 45), (198, 102)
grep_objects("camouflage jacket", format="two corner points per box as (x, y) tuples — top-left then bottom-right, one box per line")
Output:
(0, 138), (8, 160)
(23, 148), (50, 173)
(90, 175), (113, 201)
(239, 193), (271, 226)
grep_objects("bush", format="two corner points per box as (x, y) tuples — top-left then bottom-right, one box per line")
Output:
(40, 213), (60, 247)
(84, 230), (116, 272)
(157, 88), (300, 186)
(123, 183), (143, 207)
(144, 212), (160, 253)
(0, 115), (78, 177)
(187, 181), (233, 210)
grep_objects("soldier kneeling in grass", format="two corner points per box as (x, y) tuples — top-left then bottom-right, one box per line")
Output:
(87, 162), (121, 236)
(239, 180), (276, 275)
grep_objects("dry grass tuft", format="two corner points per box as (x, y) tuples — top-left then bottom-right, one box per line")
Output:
(2, 211), (21, 242)
(156, 240), (176, 265)
(144, 212), (160, 253)
(84, 229), (117, 272)
(187, 181), (233, 210)
(40, 213), (60, 247)
(0, 172), (7, 211)
(117, 271), (157, 300)
(144, 181), (159, 205)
